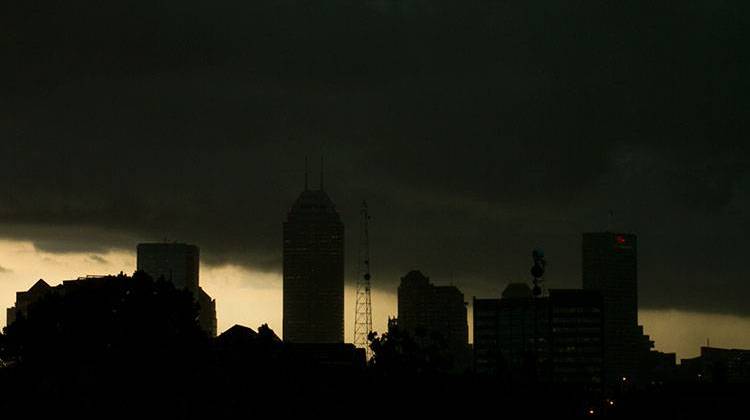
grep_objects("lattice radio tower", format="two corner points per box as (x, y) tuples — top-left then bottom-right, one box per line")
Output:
(353, 200), (373, 359)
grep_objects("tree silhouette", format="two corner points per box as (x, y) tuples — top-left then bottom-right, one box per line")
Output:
(368, 318), (452, 376)
(0, 331), (8, 367)
(2, 271), (207, 369)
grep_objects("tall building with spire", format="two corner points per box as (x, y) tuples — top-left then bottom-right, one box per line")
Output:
(282, 162), (344, 343)
(582, 232), (638, 385)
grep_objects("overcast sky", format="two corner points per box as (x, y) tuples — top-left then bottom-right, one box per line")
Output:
(1, 1), (749, 353)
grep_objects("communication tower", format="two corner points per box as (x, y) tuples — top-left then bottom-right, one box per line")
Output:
(353, 201), (373, 359)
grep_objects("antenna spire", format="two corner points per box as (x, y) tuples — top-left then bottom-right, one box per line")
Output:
(304, 156), (309, 191)
(320, 156), (324, 190)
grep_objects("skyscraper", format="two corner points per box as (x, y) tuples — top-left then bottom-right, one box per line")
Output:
(397, 270), (469, 370)
(137, 242), (217, 337)
(582, 232), (638, 384)
(137, 243), (200, 292)
(283, 179), (344, 343)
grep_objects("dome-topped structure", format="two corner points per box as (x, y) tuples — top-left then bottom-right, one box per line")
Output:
(400, 270), (430, 287)
(287, 189), (340, 221)
(502, 283), (533, 299)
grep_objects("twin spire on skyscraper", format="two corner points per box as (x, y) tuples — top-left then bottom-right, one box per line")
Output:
(304, 156), (324, 191)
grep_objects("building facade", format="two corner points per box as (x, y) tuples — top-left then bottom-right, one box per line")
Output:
(679, 347), (750, 384)
(6, 279), (53, 327)
(548, 289), (604, 387)
(473, 297), (502, 375)
(474, 283), (550, 380)
(136, 243), (200, 291)
(473, 284), (603, 387)
(137, 242), (217, 337)
(397, 270), (469, 370)
(582, 232), (639, 385)
(283, 188), (345, 343)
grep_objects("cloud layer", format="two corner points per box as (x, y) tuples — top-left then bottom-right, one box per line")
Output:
(1, 1), (748, 315)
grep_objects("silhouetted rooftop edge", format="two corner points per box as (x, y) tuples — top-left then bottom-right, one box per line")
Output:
(288, 189), (339, 217)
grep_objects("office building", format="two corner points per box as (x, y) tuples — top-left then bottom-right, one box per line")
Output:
(6, 279), (53, 327)
(137, 242), (217, 337)
(137, 243), (200, 291)
(397, 270), (469, 369)
(283, 184), (345, 343)
(679, 347), (750, 384)
(548, 289), (604, 386)
(473, 284), (603, 387)
(582, 232), (639, 384)
(473, 283), (549, 380)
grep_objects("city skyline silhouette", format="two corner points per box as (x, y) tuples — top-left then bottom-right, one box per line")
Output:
(2, 180), (749, 361)
(1, 1), (749, 417)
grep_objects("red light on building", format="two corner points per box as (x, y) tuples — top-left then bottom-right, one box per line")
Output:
(615, 235), (626, 245)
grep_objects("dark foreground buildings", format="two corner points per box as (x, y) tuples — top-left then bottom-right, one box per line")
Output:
(215, 323), (365, 373)
(137, 242), (217, 337)
(397, 270), (469, 371)
(283, 182), (345, 343)
(4, 272), (204, 341)
(6, 243), (217, 336)
(473, 284), (604, 387)
(473, 283), (548, 377)
(6, 279), (52, 327)
(679, 347), (750, 383)
(474, 232), (664, 388)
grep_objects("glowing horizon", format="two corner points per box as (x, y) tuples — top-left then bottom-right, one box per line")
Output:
(2, 238), (750, 360)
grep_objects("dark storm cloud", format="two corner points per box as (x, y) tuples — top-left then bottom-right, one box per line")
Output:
(1, 1), (748, 315)
(88, 255), (108, 264)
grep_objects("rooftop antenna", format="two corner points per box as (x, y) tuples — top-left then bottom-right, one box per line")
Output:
(320, 155), (324, 190)
(530, 247), (546, 382)
(304, 156), (309, 191)
(531, 248), (546, 297)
